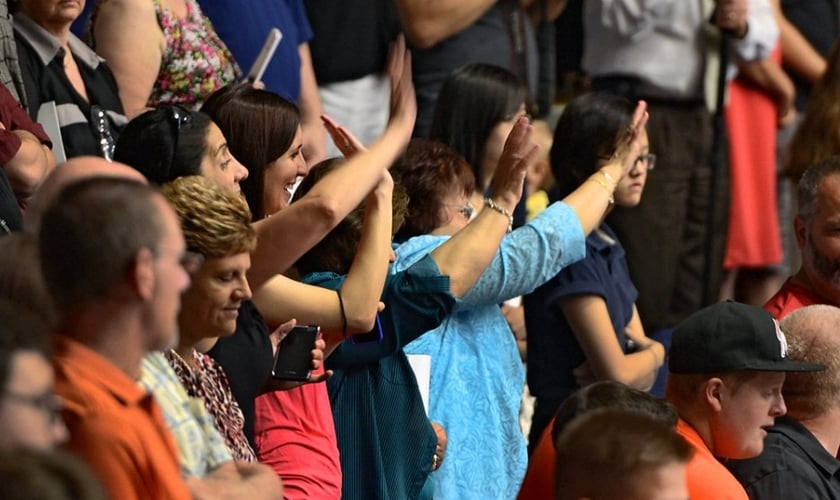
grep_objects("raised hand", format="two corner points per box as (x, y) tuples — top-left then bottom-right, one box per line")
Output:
(386, 34), (416, 140)
(607, 100), (649, 179)
(322, 114), (367, 158)
(488, 116), (540, 213)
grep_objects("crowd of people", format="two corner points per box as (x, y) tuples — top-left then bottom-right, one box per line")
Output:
(3, 0), (840, 499)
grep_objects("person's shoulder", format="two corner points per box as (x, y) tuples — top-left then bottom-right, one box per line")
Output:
(726, 430), (794, 481)
(727, 427), (833, 500)
(763, 280), (825, 319)
(94, 0), (157, 23)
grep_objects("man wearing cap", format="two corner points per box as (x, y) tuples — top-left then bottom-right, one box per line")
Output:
(665, 301), (825, 500)
(726, 305), (840, 498)
(765, 157), (840, 319)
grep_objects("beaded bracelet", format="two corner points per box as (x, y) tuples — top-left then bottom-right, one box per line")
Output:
(336, 289), (348, 336)
(484, 198), (513, 233)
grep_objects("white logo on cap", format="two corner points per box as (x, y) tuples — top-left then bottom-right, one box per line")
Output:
(773, 319), (788, 358)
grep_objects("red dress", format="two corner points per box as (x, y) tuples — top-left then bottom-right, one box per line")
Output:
(723, 45), (783, 269)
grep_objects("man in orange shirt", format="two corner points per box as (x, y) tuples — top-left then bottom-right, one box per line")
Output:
(37, 177), (194, 500)
(37, 175), (284, 499)
(665, 301), (825, 500)
(554, 409), (692, 500)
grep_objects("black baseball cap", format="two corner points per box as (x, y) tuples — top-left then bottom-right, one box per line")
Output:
(668, 302), (826, 374)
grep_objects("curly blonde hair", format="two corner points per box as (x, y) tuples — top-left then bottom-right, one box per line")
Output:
(162, 176), (256, 258)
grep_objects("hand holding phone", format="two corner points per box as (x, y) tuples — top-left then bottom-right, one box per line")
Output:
(272, 325), (319, 381)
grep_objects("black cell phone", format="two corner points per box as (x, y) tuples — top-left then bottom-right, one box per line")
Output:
(271, 325), (319, 381)
(350, 314), (384, 344)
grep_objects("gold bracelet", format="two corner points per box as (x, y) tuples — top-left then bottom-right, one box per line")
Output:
(484, 198), (513, 233)
(586, 176), (614, 205)
(598, 169), (616, 186)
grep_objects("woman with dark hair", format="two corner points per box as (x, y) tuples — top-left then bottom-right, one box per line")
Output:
(429, 63), (529, 227)
(390, 98), (648, 499)
(113, 105), (249, 191)
(523, 92), (664, 454)
(199, 68), (420, 325)
(201, 83), (304, 220)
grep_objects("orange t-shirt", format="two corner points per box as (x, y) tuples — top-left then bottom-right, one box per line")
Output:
(517, 417), (557, 499)
(53, 335), (191, 500)
(677, 419), (749, 500)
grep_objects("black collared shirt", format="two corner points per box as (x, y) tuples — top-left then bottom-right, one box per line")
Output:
(13, 13), (126, 160)
(726, 415), (840, 499)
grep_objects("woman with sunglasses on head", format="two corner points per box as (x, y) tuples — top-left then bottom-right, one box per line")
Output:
(114, 105), (249, 192)
(522, 92), (665, 456)
(115, 39), (421, 452)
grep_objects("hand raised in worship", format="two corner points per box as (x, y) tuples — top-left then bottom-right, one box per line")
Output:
(385, 34), (417, 142)
(322, 114), (366, 159)
(487, 116), (540, 214)
(607, 100), (649, 180)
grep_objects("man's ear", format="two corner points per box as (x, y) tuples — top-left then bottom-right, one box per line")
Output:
(703, 377), (724, 413)
(794, 216), (807, 249)
(130, 247), (155, 301)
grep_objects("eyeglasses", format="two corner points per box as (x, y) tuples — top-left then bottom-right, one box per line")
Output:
(454, 202), (474, 221)
(633, 153), (656, 172)
(3, 391), (64, 424)
(167, 105), (193, 154)
(180, 251), (205, 274)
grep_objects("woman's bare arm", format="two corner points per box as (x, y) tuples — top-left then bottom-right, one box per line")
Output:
(248, 35), (415, 290)
(562, 297), (662, 390)
(92, 0), (163, 118)
(431, 102), (648, 298)
(253, 173), (395, 344)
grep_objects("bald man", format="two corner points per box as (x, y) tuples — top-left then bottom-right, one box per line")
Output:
(24, 156), (146, 233)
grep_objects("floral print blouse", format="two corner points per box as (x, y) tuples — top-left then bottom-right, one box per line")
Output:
(150, 0), (240, 109)
(165, 348), (257, 463)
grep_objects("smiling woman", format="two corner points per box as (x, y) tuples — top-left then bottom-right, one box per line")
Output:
(201, 83), (306, 219)
(160, 175), (259, 462)
(113, 105), (249, 192)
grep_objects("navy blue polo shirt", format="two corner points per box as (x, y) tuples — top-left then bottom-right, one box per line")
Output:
(523, 222), (637, 403)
